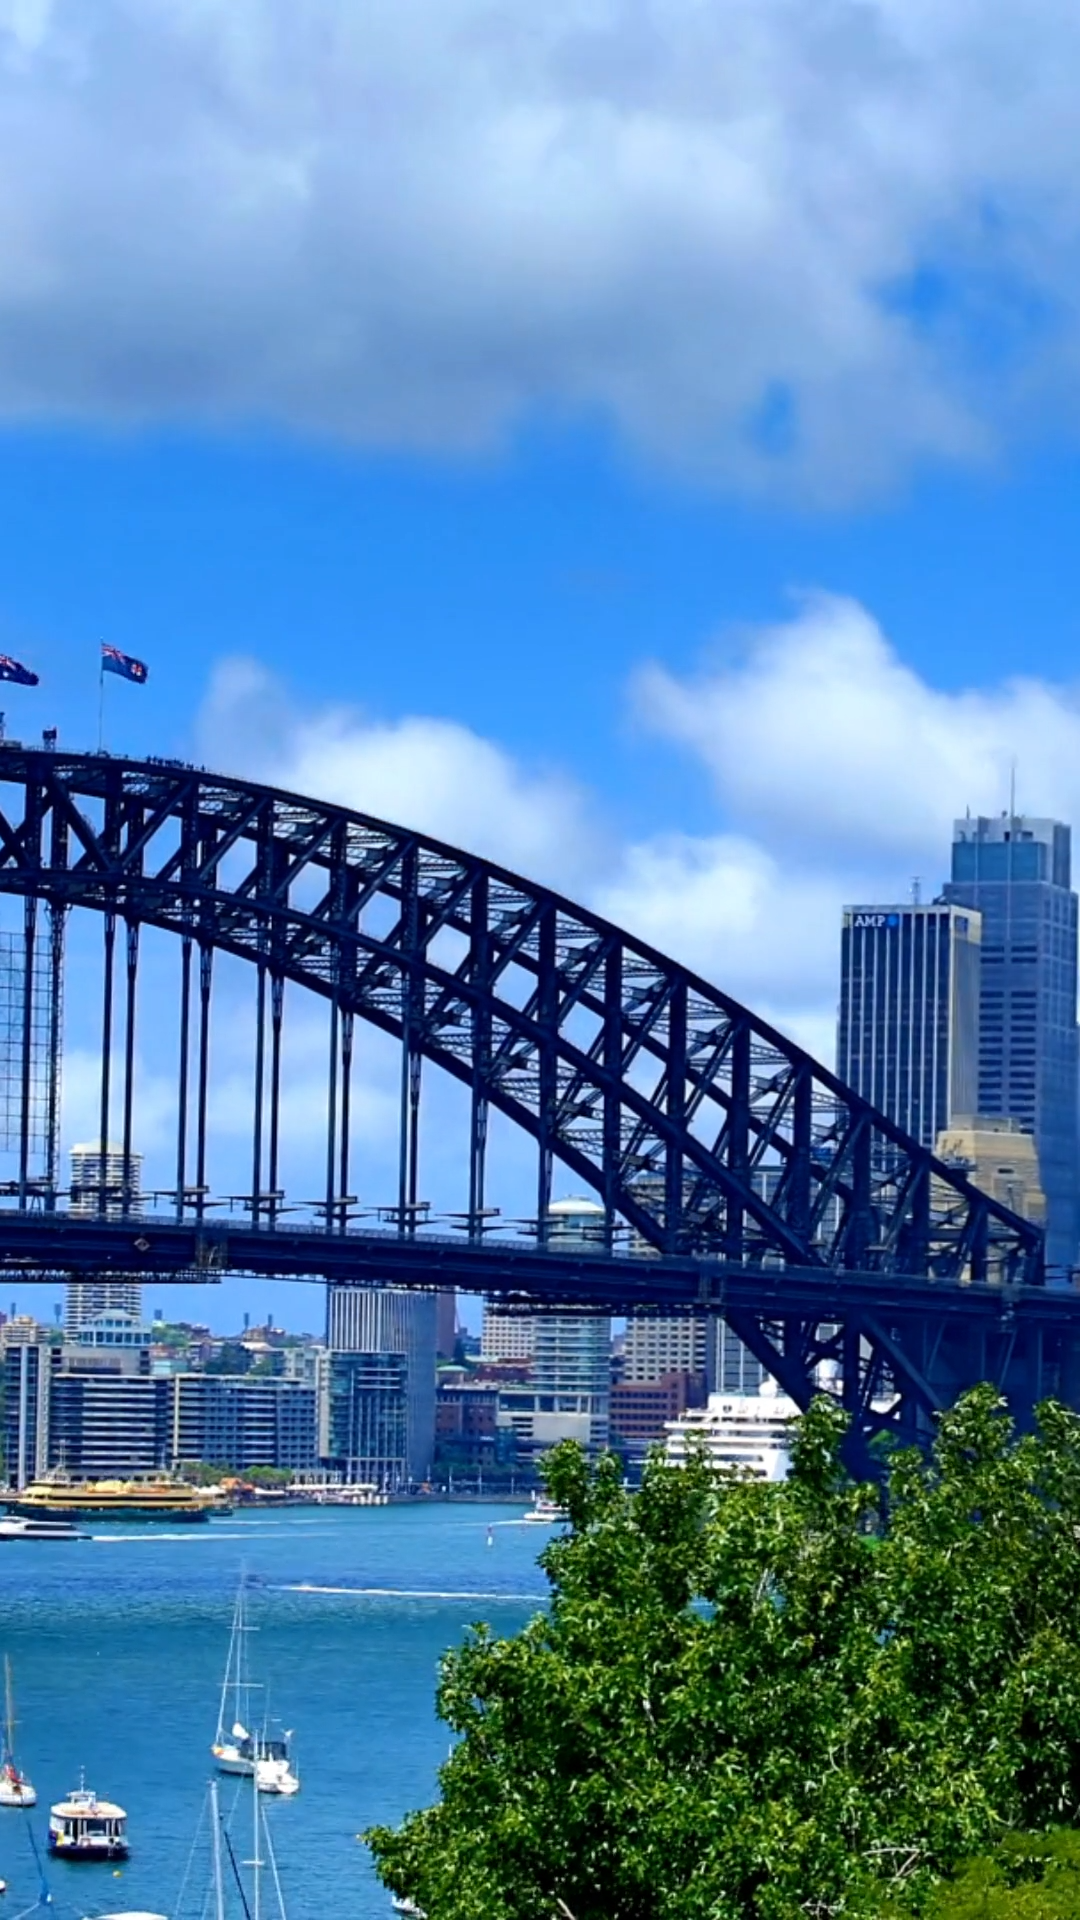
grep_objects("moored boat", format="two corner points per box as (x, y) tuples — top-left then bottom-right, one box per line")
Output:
(0, 1656), (36, 1809)
(48, 1782), (128, 1860)
(8, 1469), (219, 1525)
(211, 1580), (299, 1796)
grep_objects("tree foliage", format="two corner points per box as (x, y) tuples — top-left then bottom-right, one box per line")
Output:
(366, 1387), (1080, 1919)
(926, 1830), (1080, 1918)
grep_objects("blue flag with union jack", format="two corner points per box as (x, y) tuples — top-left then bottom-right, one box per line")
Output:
(0, 655), (39, 686)
(102, 644), (148, 685)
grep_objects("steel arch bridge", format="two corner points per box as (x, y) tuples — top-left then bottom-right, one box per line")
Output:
(0, 744), (1073, 1469)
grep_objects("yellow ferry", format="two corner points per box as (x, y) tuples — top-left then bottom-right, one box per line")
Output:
(7, 1470), (225, 1525)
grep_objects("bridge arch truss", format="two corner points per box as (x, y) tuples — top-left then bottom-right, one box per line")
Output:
(0, 747), (1056, 1461)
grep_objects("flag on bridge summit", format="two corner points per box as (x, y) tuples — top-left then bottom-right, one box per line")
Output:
(0, 655), (39, 686)
(101, 644), (148, 685)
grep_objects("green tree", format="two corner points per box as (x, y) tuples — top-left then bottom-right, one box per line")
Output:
(926, 1831), (1080, 1917)
(366, 1387), (1080, 1920)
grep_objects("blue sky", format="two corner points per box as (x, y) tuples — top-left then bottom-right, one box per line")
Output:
(5, 0), (1080, 1329)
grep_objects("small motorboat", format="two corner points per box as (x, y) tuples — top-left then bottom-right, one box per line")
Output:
(0, 1516), (86, 1542)
(0, 1658), (36, 1809)
(522, 1496), (568, 1525)
(48, 1781), (129, 1860)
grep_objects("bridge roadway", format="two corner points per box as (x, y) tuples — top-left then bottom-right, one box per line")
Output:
(4, 1210), (1080, 1460)
(0, 1205), (1071, 1319)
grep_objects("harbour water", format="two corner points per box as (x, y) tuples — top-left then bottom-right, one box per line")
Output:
(0, 1504), (548, 1918)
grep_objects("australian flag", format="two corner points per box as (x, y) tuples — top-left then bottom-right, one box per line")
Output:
(0, 654), (38, 686)
(102, 644), (148, 685)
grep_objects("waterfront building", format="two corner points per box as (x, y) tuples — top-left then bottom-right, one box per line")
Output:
(324, 1350), (409, 1488)
(2, 1333), (52, 1488)
(324, 1285), (436, 1483)
(434, 1378), (517, 1480)
(66, 1142), (145, 1332)
(165, 1373), (317, 1474)
(664, 1383), (798, 1481)
(48, 1360), (169, 1478)
(837, 902), (982, 1152)
(944, 814), (1080, 1271)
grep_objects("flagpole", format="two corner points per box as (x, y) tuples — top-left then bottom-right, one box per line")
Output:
(97, 653), (105, 753)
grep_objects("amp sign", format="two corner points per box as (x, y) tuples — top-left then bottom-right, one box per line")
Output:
(852, 912), (901, 929)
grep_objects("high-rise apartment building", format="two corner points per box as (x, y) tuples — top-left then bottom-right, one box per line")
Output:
(837, 903), (982, 1151)
(944, 815), (1080, 1272)
(66, 1142), (144, 1332)
(622, 1315), (706, 1383)
(324, 1351), (409, 1487)
(480, 1307), (536, 1365)
(324, 1285), (436, 1484)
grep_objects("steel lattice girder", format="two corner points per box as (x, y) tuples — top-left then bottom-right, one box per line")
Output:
(0, 746), (1043, 1288)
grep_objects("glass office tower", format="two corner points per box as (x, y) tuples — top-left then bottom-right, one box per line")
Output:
(837, 903), (982, 1151)
(945, 815), (1079, 1273)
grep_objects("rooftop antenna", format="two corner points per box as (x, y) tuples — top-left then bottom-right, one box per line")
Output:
(911, 876), (922, 906)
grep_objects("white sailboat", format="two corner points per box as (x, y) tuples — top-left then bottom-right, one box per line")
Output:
(211, 1581), (299, 1797)
(0, 1656), (36, 1809)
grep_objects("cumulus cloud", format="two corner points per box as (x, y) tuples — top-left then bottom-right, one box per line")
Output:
(198, 655), (608, 891)
(194, 592), (1080, 1064)
(636, 593), (1080, 864)
(4, 0), (1080, 494)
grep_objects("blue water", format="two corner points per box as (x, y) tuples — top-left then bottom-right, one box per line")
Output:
(0, 1506), (549, 1919)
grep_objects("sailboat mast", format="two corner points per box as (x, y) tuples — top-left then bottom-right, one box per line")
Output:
(216, 1592), (238, 1744)
(251, 1766), (261, 1920)
(3, 1656), (13, 1762)
(235, 1582), (245, 1733)
(210, 1780), (226, 1920)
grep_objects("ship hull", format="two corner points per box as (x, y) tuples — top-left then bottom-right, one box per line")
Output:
(9, 1502), (209, 1524)
(47, 1836), (129, 1861)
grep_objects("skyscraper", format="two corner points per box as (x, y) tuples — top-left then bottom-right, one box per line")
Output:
(66, 1142), (144, 1333)
(837, 903), (982, 1152)
(324, 1285), (436, 1483)
(531, 1199), (611, 1455)
(944, 814), (1080, 1271)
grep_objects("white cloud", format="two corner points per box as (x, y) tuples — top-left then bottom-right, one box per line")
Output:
(198, 655), (607, 890)
(5, 0), (1080, 493)
(636, 593), (1080, 866)
(196, 598), (1080, 1070)
(196, 603), (1080, 1071)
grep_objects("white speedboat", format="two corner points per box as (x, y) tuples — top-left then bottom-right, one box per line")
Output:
(522, 1496), (568, 1525)
(0, 1515), (86, 1541)
(0, 1657), (36, 1809)
(211, 1580), (299, 1796)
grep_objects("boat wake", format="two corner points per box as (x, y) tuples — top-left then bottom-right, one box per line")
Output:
(278, 1582), (544, 1602)
(90, 1530), (258, 1542)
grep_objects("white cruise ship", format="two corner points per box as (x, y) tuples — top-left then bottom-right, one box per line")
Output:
(664, 1382), (797, 1482)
